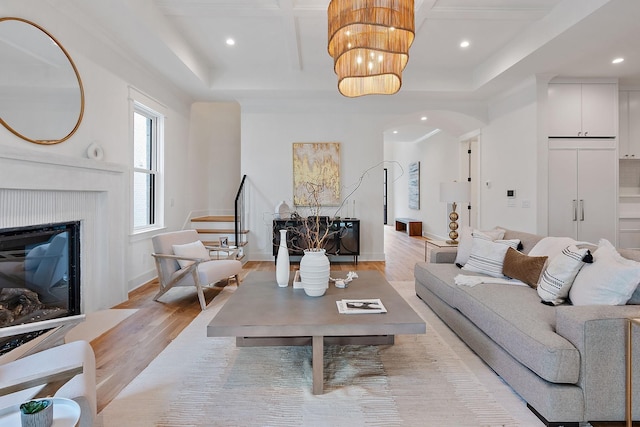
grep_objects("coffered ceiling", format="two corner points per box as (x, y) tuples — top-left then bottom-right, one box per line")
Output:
(55, 0), (640, 139)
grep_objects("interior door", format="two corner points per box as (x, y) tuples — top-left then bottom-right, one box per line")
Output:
(577, 149), (617, 243)
(548, 149), (578, 239)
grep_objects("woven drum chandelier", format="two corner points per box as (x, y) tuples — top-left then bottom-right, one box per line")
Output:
(328, 0), (415, 98)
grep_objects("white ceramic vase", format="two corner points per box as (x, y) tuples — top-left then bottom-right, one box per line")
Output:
(275, 229), (290, 287)
(300, 248), (330, 297)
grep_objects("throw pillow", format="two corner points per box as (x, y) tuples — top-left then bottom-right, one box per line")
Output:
(537, 245), (590, 306)
(502, 247), (548, 288)
(528, 236), (579, 259)
(172, 240), (209, 269)
(454, 226), (505, 267)
(569, 239), (640, 306)
(461, 233), (521, 278)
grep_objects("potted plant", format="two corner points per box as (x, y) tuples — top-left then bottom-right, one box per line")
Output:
(20, 399), (53, 427)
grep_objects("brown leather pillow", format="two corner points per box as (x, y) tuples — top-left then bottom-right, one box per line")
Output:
(502, 247), (548, 288)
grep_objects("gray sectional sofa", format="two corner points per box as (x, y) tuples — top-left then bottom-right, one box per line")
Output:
(414, 228), (640, 426)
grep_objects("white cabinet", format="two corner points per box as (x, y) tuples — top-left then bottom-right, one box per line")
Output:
(619, 90), (640, 158)
(548, 83), (617, 137)
(548, 142), (617, 243)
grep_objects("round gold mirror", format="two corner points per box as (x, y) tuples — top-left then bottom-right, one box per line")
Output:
(0, 17), (84, 145)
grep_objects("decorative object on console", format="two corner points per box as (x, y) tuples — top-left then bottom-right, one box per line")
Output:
(327, 0), (415, 97)
(274, 200), (291, 219)
(439, 182), (471, 244)
(276, 229), (290, 287)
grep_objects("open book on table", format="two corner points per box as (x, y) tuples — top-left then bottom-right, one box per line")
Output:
(336, 298), (387, 314)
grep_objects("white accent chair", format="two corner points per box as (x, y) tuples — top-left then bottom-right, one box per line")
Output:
(0, 315), (97, 427)
(151, 230), (242, 310)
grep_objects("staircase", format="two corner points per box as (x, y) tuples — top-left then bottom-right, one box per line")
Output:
(190, 215), (248, 262)
(189, 175), (249, 263)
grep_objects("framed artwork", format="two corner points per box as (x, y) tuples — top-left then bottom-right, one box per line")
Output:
(293, 142), (341, 206)
(408, 161), (420, 209)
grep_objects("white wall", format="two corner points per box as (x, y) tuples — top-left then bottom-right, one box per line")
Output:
(188, 102), (242, 215)
(385, 132), (462, 240)
(479, 79), (539, 233)
(241, 105), (386, 261)
(0, 2), (196, 298)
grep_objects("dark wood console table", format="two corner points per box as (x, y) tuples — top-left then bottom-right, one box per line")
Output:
(273, 218), (360, 264)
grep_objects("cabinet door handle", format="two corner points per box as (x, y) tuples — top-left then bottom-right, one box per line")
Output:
(580, 199), (585, 221)
(573, 199), (577, 221)
(577, 131), (582, 136)
(584, 131), (588, 136)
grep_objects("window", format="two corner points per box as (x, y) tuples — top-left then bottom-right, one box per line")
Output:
(132, 102), (163, 232)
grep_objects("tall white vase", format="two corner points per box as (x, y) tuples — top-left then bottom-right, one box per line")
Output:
(300, 248), (330, 297)
(276, 229), (290, 287)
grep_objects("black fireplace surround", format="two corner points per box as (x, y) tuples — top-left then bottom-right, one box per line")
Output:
(0, 221), (81, 354)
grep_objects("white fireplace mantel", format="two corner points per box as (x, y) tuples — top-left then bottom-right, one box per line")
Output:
(0, 145), (128, 312)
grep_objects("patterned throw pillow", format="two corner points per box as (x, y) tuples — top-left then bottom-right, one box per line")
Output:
(537, 245), (591, 306)
(454, 227), (505, 266)
(461, 233), (521, 278)
(502, 247), (548, 288)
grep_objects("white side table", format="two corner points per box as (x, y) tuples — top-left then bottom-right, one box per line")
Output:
(0, 397), (80, 427)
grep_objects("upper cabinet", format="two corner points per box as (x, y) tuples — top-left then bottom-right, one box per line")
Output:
(548, 83), (617, 138)
(619, 90), (640, 159)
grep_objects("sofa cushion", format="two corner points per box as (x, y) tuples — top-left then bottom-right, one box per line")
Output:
(414, 262), (468, 308)
(569, 239), (640, 306)
(452, 282), (580, 384)
(502, 247), (548, 288)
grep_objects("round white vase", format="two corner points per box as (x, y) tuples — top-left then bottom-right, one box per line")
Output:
(276, 229), (290, 287)
(300, 248), (330, 297)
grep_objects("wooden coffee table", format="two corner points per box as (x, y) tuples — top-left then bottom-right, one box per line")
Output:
(207, 270), (426, 394)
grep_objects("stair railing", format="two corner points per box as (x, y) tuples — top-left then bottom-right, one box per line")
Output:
(234, 175), (247, 248)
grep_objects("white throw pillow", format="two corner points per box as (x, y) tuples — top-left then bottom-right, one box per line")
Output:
(461, 233), (520, 278)
(172, 240), (209, 269)
(537, 245), (590, 306)
(455, 226), (505, 266)
(529, 236), (579, 259)
(569, 239), (640, 306)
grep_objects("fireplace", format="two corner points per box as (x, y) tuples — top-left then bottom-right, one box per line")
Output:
(0, 221), (81, 354)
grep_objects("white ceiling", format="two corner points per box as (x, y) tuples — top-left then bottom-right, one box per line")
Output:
(62, 0), (640, 141)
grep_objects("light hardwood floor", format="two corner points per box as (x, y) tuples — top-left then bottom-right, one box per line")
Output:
(91, 225), (425, 412)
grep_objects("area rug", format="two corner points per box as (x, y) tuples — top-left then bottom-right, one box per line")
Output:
(96, 281), (544, 427)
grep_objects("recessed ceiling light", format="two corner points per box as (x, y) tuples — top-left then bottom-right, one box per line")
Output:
(612, 57), (624, 64)
(226, 38), (236, 46)
(393, 130), (398, 134)
(420, 116), (427, 121)
(460, 40), (470, 48)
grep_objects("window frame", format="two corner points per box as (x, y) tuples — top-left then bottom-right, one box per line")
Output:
(131, 100), (164, 235)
